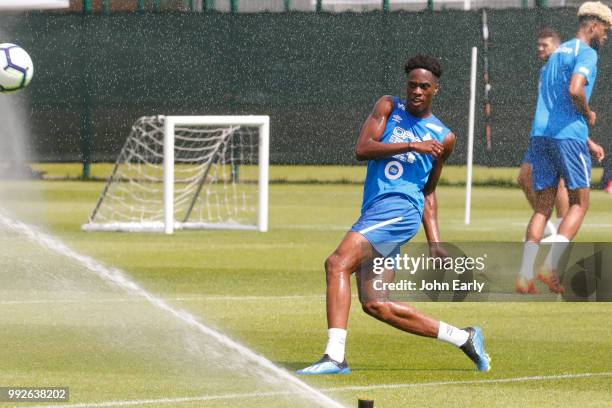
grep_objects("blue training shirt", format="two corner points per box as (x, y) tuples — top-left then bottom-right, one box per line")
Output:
(531, 38), (598, 141)
(361, 96), (451, 215)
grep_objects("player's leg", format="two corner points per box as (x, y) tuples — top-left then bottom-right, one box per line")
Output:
(357, 270), (439, 337)
(354, 202), (489, 371)
(541, 178), (568, 243)
(525, 187), (557, 242)
(539, 139), (591, 292)
(537, 187), (588, 294)
(554, 139), (591, 238)
(325, 231), (371, 330)
(518, 144), (556, 236)
(296, 231), (370, 375)
(355, 258), (490, 372)
(353, 203), (455, 338)
(517, 137), (557, 294)
(324, 232), (447, 362)
(556, 187), (589, 239)
(516, 187), (556, 292)
(299, 197), (417, 375)
(554, 178), (569, 225)
(517, 162), (537, 209)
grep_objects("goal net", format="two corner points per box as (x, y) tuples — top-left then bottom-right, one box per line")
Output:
(82, 115), (269, 234)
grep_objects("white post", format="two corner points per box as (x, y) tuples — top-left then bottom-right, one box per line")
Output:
(258, 117), (270, 232)
(463, 0), (471, 10)
(163, 117), (175, 234)
(465, 46), (477, 225)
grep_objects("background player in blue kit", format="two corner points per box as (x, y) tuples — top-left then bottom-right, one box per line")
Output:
(517, 28), (566, 240)
(297, 55), (490, 375)
(516, 27), (605, 294)
(517, 29), (605, 238)
(517, 2), (612, 294)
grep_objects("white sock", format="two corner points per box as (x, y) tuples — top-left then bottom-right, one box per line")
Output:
(437, 322), (469, 347)
(555, 217), (563, 230)
(543, 220), (557, 236)
(544, 235), (570, 269)
(324, 328), (347, 362)
(519, 241), (539, 280)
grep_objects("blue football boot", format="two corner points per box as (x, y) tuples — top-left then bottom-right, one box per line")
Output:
(296, 354), (351, 375)
(460, 327), (491, 372)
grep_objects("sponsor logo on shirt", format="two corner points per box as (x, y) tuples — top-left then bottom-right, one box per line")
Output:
(389, 126), (420, 163)
(555, 46), (573, 54)
(384, 160), (404, 180)
(391, 126), (419, 142)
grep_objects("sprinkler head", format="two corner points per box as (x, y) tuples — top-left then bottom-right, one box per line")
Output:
(357, 398), (374, 408)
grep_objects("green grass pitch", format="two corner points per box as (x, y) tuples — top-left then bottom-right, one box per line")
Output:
(0, 165), (611, 407)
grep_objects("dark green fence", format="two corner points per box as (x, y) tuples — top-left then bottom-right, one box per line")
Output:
(4, 9), (610, 166)
(76, 0), (570, 13)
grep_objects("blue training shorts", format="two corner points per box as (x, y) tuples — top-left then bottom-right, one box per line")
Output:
(522, 138), (535, 164)
(531, 137), (591, 191)
(350, 194), (421, 257)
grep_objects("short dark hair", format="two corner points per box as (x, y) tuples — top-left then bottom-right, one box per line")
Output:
(538, 27), (560, 42)
(579, 14), (608, 27)
(404, 54), (443, 79)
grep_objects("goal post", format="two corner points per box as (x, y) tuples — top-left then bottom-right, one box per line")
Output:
(82, 115), (269, 234)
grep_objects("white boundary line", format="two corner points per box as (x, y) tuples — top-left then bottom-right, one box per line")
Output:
(25, 372), (612, 408)
(325, 371), (612, 392)
(23, 391), (291, 408)
(0, 295), (325, 306)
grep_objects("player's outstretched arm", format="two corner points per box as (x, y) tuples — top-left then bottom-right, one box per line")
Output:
(354, 96), (444, 161)
(422, 132), (456, 249)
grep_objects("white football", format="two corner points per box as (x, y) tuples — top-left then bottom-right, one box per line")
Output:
(0, 43), (34, 93)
